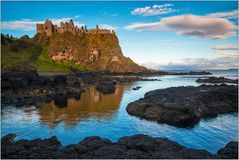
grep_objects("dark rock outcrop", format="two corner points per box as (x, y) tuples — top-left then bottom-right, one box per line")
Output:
(126, 85), (238, 127)
(53, 75), (67, 86)
(2, 133), (237, 159)
(54, 94), (68, 107)
(96, 81), (117, 94)
(215, 141), (238, 159)
(155, 70), (212, 75)
(133, 86), (141, 90)
(196, 77), (238, 84)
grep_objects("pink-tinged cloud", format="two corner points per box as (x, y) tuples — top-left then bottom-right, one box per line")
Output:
(207, 10), (238, 19)
(124, 14), (236, 39)
(141, 57), (238, 70)
(212, 44), (239, 50)
(214, 50), (239, 56)
(212, 44), (239, 56)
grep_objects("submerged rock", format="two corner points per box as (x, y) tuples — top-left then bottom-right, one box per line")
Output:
(1, 133), (237, 159)
(196, 77), (238, 84)
(126, 85), (238, 127)
(133, 86), (141, 90)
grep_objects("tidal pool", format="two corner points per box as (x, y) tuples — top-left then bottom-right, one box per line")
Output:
(1, 73), (238, 153)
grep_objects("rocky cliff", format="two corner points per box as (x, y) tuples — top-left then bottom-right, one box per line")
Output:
(33, 32), (147, 73)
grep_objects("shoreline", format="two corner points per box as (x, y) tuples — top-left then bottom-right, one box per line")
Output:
(1, 133), (238, 159)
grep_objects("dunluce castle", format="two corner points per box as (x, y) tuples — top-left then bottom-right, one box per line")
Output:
(36, 19), (115, 36)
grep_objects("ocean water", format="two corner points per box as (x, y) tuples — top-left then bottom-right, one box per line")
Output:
(1, 70), (238, 153)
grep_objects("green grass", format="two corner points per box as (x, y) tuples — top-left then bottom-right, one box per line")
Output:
(1, 45), (37, 69)
(1, 40), (86, 72)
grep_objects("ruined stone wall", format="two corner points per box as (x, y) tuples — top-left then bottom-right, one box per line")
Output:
(36, 20), (114, 36)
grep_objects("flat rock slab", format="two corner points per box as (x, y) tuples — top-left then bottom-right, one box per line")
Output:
(126, 84), (238, 127)
(1, 133), (238, 159)
(196, 77), (238, 84)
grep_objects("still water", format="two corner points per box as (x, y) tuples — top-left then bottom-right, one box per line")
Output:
(1, 70), (238, 153)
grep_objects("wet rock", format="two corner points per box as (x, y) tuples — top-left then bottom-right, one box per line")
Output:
(45, 94), (53, 102)
(1, 133), (16, 142)
(196, 77), (238, 84)
(118, 134), (157, 151)
(79, 136), (112, 150)
(54, 94), (68, 107)
(132, 86), (141, 90)
(92, 144), (128, 159)
(74, 81), (81, 87)
(96, 81), (116, 94)
(74, 92), (81, 100)
(53, 75), (67, 86)
(215, 141), (238, 159)
(1, 81), (12, 90)
(1, 133), (237, 159)
(126, 85), (238, 127)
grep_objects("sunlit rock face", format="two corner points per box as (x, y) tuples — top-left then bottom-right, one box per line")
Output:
(46, 32), (147, 73)
(39, 84), (131, 128)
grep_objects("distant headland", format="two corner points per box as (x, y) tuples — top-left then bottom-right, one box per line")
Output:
(36, 19), (115, 36)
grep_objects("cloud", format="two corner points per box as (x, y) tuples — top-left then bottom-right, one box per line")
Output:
(212, 44), (238, 50)
(207, 10), (238, 19)
(131, 3), (177, 16)
(99, 24), (118, 31)
(212, 44), (239, 56)
(0, 18), (84, 31)
(124, 14), (236, 39)
(1, 19), (41, 31)
(141, 57), (238, 70)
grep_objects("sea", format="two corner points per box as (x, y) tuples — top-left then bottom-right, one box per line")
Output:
(1, 69), (238, 153)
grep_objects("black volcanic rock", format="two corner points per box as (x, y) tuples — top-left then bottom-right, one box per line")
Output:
(214, 141), (238, 159)
(196, 77), (238, 84)
(126, 85), (238, 127)
(54, 94), (68, 107)
(96, 81), (117, 94)
(1, 133), (238, 159)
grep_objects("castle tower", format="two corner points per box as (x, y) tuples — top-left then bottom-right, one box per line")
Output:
(68, 19), (75, 34)
(36, 24), (44, 34)
(43, 20), (53, 36)
(60, 22), (68, 33)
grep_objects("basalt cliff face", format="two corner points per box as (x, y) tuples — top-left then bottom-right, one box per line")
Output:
(33, 20), (148, 73)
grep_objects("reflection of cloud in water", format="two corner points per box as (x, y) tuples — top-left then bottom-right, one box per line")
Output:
(39, 84), (132, 128)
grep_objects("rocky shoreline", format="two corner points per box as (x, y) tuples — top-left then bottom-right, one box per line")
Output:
(126, 84), (238, 127)
(1, 68), (210, 108)
(1, 133), (238, 159)
(196, 77), (238, 84)
(1, 68), (161, 108)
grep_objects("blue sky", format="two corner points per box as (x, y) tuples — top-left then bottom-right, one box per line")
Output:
(1, 1), (238, 70)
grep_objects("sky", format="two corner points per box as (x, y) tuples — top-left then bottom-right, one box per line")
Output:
(1, 1), (238, 70)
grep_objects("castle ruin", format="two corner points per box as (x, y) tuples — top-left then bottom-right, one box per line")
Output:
(36, 19), (115, 36)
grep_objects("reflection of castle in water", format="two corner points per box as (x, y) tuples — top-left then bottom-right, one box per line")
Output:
(39, 84), (132, 128)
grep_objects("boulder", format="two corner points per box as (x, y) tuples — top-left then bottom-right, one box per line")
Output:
(54, 94), (68, 107)
(132, 86), (141, 90)
(96, 81), (116, 94)
(215, 141), (238, 159)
